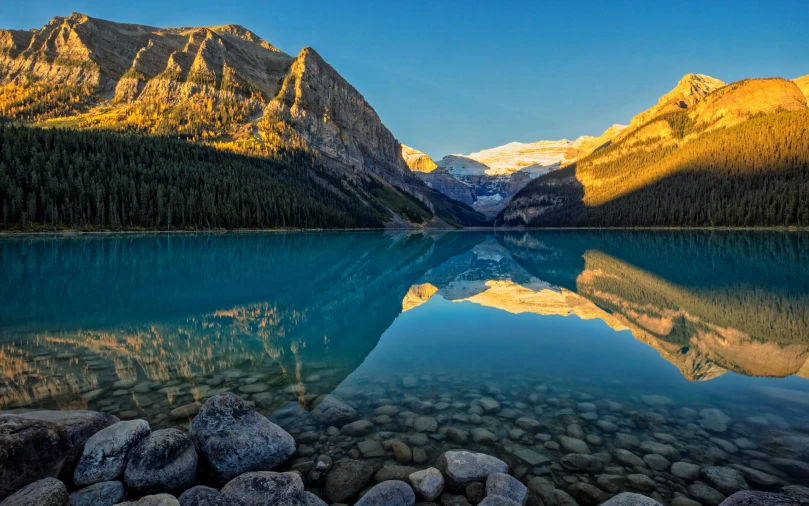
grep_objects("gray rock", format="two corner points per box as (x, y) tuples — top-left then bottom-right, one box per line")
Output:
(303, 491), (327, 506)
(479, 399), (501, 414)
(717, 491), (800, 505)
(375, 466), (418, 483)
(770, 458), (809, 480)
(324, 458), (373, 503)
(526, 477), (555, 504)
(312, 395), (357, 427)
(188, 393), (295, 486)
(615, 433), (640, 449)
(0, 478), (68, 506)
(69, 481), (124, 506)
(478, 497), (520, 506)
(627, 474), (656, 492)
(702, 467), (749, 496)
(168, 404), (201, 421)
(472, 428), (497, 445)
(446, 428), (470, 444)
(341, 420), (374, 437)
(437, 451), (509, 487)
(177, 485), (237, 506)
(560, 454), (603, 473)
(220, 471), (304, 506)
(552, 489), (580, 506)
(74, 420), (151, 486)
(124, 429), (198, 494)
(643, 454), (670, 472)
(700, 409), (732, 433)
(355, 480), (416, 506)
(729, 465), (781, 488)
(0, 415), (71, 501)
(596, 474), (626, 494)
(513, 449), (549, 466)
(567, 482), (609, 505)
(688, 484), (725, 506)
(414, 417), (439, 433)
(358, 440), (386, 458)
(515, 418), (542, 433)
(780, 485), (809, 504)
(118, 493), (181, 505)
(600, 492), (663, 505)
(410, 468), (444, 501)
(486, 473), (527, 505)
(639, 441), (679, 461)
(466, 482), (486, 505)
(614, 449), (645, 468)
(16, 410), (119, 481)
(672, 461), (701, 480)
(557, 436), (590, 454)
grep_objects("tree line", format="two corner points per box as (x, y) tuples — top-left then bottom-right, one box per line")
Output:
(0, 124), (386, 231)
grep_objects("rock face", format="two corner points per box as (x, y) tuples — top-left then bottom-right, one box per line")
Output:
(401, 145), (438, 173)
(188, 393), (295, 485)
(0, 13), (485, 229)
(124, 428), (198, 494)
(74, 420), (151, 486)
(0, 477), (68, 506)
(220, 471), (305, 506)
(68, 481), (125, 506)
(0, 415), (71, 501)
(626, 73), (726, 130)
(15, 410), (119, 481)
(354, 480), (416, 506)
(436, 450), (509, 487)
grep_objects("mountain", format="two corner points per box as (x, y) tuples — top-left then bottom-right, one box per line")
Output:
(0, 13), (486, 230)
(402, 126), (625, 216)
(501, 73), (809, 227)
(793, 74), (809, 103)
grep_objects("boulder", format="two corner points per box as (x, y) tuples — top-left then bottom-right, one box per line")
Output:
(340, 420), (374, 437)
(780, 485), (809, 504)
(178, 485), (233, 506)
(124, 429), (198, 494)
(436, 451), (509, 488)
(312, 395), (357, 427)
(0, 478), (68, 506)
(355, 481), (416, 506)
(718, 490), (801, 505)
(769, 458), (809, 480)
(671, 462), (701, 481)
(486, 473), (527, 505)
(560, 454), (603, 473)
(688, 484), (725, 506)
(600, 492), (663, 505)
(16, 410), (119, 481)
(0, 415), (71, 501)
(74, 420), (151, 486)
(188, 393), (295, 486)
(220, 471), (304, 506)
(68, 481), (125, 506)
(567, 482), (609, 505)
(323, 458), (373, 503)
(409, 468), (444, 501)
(303, 491), (328, 506)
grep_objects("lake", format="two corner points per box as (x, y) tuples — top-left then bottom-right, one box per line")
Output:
(2, 231), (808, 503)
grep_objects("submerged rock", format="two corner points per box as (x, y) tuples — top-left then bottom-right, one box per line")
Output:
(124, 428), (198, 494)
(312, 395), (358, 427)
(436, 451), (509, 487)
(0, 415), (71, 501)
(177, 485), (231, 506)
(601, 492), (663, 505)
(74, 420), (151, 486)
(700, 409), (732, 433)
(323, 458), (373, 503)
(701, 467), (750, 496)
(189, 393), (295, 485)
(0, 478), (68, 506)
(117, 493), (180, 505)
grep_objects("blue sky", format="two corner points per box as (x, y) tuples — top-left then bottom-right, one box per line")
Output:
(3, 0), (808, 158)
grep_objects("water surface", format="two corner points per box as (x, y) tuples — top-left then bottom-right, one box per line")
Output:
(2, 231), (808, 503)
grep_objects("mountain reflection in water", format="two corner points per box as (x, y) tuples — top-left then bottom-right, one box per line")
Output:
(1, 231), (808, 420)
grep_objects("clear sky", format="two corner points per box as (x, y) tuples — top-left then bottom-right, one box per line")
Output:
(3, 0), (808, 158)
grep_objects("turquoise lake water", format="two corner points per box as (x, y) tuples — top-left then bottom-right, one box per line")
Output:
(1, 231), (808, 502)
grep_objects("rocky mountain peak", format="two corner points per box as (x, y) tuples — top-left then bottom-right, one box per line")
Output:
(627, 73), (726, 128)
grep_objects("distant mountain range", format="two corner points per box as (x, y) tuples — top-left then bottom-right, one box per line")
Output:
(0, 13), (486, 230)
(401, 125), (626, 216)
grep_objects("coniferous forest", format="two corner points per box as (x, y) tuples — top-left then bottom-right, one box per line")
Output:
(507, 109), (809, 227)
(0, 124), (387, 230)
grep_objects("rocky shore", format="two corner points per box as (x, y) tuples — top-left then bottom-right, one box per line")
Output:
(1, 388), (808, 506)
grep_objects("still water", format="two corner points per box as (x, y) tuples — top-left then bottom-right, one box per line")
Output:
(1, 231), (808, 503)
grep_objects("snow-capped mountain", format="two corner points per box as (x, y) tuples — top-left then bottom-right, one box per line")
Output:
(403, 124), (626, 216)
